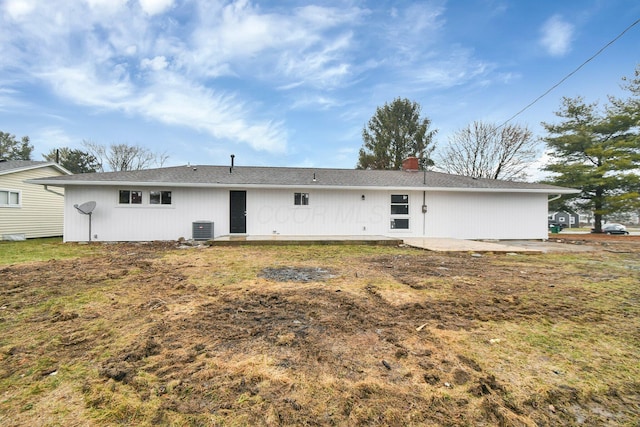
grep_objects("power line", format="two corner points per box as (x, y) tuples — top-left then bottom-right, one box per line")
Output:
(496, 16), (640, 130)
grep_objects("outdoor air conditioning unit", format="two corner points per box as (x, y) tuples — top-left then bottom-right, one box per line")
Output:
(192, 221), (214, 241)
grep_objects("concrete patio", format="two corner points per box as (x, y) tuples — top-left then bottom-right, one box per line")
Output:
(401, 237), (545, 253)
(207, 235), (592, 253)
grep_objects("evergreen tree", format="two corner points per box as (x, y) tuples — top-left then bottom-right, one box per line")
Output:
(543, 82), (640, 232)
(43, 147), (100, 174)
(0, 132), (33, 160)
(357, 98), (437, 170)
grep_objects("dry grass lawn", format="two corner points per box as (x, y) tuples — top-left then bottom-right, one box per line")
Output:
(0, 236), (638, 426)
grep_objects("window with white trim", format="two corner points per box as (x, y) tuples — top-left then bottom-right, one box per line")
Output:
(390, 194), (409, 229)
(150, 191), (172, 205)
(0, 189), (20, 207)
(294, 192), (309, 205)
(119, 190), (142, 204)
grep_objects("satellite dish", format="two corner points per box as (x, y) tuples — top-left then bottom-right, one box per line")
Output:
(73, 201), (97, 242)
(74, 201), (96, 215)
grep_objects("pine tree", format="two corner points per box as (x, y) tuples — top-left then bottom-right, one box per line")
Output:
(357, 98), (437, 170)
(543, 77), (640, 232)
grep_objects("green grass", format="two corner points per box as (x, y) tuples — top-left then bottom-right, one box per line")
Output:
(1, 241), (639, 426)
(0, 237), (100, 265)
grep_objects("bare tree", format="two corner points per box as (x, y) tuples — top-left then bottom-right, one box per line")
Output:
(438, 121), (536, 181)
(82, 140), (168, 172)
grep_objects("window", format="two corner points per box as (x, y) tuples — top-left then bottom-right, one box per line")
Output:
(390, 194), (409, 229)
(391, 194), (409, 214)
(390, 218), (409, 229)
(0, 190), (20, 207)
(150, 191), (172, 205)
(294, 192), (309, 206)
(119, 190), (142, 204)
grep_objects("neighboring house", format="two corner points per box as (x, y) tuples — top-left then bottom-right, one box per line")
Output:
(578, 213), (592, 226)
(29, 157), (578, 242)
(548, 211), (580, 228)
(1, 160), (72, 239)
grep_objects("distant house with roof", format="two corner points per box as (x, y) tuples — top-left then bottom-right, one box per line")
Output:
(1, 160), (72, 240)
(28, 157), (578, 242)
(548, 210), (580, 228)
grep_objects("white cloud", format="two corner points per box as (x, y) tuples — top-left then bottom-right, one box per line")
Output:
(39, 64), (287, 152)
(141, 56), (169, 71)
(40, 63), (133, 105)
(85, 0), (128, 14)
(277, 33), (353, 89)
(135, 75), (288, 152)
(1, 0), (292, 153)
(540, 15), (574, 57)
(295, 5), (363, 28)
(385, 0), (446, 57)
(186, 1), (363, 87)
(411, 47), (492, 89)
(373, 0), (496, 91)
(0, 0), (501, 158)
(138, 0), (174, 16)
(525, 150), (552, 182)
(0, 87), (27, 111)
(289, 93), (344, 110)
(3, 0), (36, 20)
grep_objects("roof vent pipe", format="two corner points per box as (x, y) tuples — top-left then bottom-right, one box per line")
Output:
(230, 154), (235, 173)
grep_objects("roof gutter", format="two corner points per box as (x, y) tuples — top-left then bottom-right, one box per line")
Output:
(44, 185), (64, 197)
(548, 194), (563, 202)
(26, 179), (580, 195)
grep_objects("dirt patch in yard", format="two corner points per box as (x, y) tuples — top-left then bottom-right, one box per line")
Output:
(1, 238), (639, 426)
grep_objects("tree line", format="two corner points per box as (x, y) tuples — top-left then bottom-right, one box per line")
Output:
(0, 135), (167, 174)
(2, 65), (638, 230)
(356, 65), (640, 231)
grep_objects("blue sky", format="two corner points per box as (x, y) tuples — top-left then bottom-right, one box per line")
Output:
(1, 0), (639, 179)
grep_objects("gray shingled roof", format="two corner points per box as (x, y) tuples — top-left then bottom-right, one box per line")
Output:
(0, 160), (49, 174)
(0, 160), (71, 177)
(28, 164), (577, 194)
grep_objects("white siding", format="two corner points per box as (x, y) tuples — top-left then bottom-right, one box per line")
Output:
(0, 167), (66, 238)
(63, 186), (229, 242)
(423, 191), (548, 240)
(62, 186), (549, 241)
(247, 189), (407, 236)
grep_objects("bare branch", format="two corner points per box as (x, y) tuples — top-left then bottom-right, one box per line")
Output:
(438, 121), (536, 181)
(82, 140), (168, 172)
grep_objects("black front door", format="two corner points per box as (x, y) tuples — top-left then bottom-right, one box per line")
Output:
(230, 191), (246, 233)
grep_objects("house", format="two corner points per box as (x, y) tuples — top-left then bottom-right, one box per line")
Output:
(548, 211), (580, 228)
(28, 157), (578, 243)
(1, 160), (72, 240)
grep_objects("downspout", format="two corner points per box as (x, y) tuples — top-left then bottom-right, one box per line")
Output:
(44, 185), (64, 197)
(422, 190), (427, 236)
(422, 165), (427, 236)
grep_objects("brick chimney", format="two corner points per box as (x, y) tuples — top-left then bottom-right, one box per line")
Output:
(402, 156), (419, 171)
